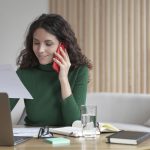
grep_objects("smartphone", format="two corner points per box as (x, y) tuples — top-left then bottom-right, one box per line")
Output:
(52, 43), (65, 73)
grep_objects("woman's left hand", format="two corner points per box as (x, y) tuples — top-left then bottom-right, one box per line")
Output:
(53, 47), (71, 80)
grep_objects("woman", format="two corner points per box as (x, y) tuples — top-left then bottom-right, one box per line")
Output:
(10, 13), (92, 126)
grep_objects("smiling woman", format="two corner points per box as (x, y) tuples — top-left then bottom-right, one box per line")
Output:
(9, 13), (92, 126)
(33, 28), (59, 65)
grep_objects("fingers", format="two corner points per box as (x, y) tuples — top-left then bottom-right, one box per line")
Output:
(60, 47), (70, 61)
(53, 51), (65, 65)
(54, 48), (70, 65)
(53, 57), (62, 67)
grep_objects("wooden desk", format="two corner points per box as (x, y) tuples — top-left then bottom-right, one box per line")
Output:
(0, 133), (150, 150)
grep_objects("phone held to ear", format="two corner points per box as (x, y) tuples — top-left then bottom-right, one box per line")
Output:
(52, 43), (65, 73)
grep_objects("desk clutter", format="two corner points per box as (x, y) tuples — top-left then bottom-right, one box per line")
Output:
(13, 121), (120, 138)
(48, 121), (120, 137)
(10, 122), (150, 147)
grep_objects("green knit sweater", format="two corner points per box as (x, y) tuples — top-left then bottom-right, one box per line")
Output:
(10, 63), (88, 126)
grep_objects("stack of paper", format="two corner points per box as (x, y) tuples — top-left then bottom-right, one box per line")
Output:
(13, 127), (40, 137)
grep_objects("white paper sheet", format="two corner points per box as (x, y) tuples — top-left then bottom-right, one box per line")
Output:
(0, 64), (33, 99)
(13, 127), (40, 137)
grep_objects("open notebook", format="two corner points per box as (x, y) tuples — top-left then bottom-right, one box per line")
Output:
(49, 121), (120, 137)
(100, 123), (120, 132)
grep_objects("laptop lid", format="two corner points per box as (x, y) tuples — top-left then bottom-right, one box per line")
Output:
(0, 93), (31, 146)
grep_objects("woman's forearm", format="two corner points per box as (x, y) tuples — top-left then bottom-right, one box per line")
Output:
(60, 77), (72, 100)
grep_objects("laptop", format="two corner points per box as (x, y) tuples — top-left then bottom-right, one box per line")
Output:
(0, 92), (31, 146)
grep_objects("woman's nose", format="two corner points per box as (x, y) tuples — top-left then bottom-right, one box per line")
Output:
(38, 45), (45, 53)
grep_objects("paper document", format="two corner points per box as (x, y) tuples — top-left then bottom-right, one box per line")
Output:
(13, 127), (40, 137)
(0, 64), (32, 99)
(49, 127), (83, 137)
(49, 127), (100, 137)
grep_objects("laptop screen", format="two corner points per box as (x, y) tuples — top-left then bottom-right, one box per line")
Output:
(0, 93), (31, 146)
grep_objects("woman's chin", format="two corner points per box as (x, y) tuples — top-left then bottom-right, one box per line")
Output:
(39, 60), (52, 65)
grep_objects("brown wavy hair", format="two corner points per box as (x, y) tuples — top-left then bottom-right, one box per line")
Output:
(17, 13), (92, 69)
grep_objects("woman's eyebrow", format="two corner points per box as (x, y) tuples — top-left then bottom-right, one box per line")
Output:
(33, 38), (53, 43)
(45, 40), (53, 43)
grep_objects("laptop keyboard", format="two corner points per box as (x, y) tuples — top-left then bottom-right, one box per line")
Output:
(14, 136), (31, 144)
(14, 136), (24, 141)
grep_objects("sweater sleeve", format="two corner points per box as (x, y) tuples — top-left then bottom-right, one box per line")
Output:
(61, 66), (89, 125)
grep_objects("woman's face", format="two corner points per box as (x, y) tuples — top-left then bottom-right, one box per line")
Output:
(33, 28), (59, 65)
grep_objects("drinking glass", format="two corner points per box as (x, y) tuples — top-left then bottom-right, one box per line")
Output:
(81, 105), (97, 138)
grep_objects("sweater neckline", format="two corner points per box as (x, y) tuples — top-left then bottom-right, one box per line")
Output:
(38, 63), (54, 72)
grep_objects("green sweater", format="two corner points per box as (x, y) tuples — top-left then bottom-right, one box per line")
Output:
(10, 63), (88, 126)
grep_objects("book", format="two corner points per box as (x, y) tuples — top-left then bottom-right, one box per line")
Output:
(49, 122), (120, 137)
(106, 130), (150, 145)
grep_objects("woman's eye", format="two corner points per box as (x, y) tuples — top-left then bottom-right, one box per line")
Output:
(46, 43), (52, 46)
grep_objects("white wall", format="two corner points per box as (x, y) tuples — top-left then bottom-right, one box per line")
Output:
(0, 0), (49, 68)
(0, 0), (49, 124)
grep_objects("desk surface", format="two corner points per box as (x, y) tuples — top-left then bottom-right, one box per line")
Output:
(0, 133), (150, 150)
